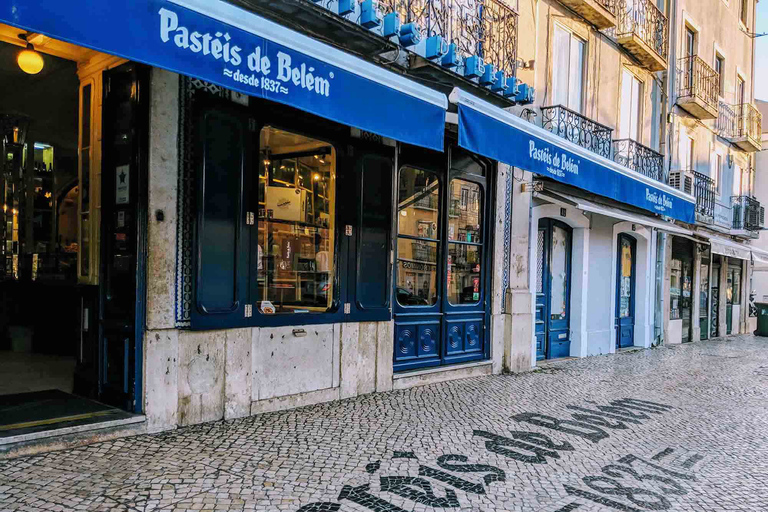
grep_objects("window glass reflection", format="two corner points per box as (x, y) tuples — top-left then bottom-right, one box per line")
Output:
(447, 244), (481, 305)
(396, 167), (440, 307)
(448, 179), (482, 243)
(398, 167), (439, 238)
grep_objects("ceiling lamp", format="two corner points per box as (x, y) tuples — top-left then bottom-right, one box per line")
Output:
(17, 35), (44, 75)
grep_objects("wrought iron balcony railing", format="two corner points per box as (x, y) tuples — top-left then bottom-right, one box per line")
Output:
(691, 171), (715, 219)
(735, 103), (763, 151)
(732, 195), (764, 232)
(613, 138), (665, 183)
(616, 0), (669, 65)
(677, 55), (719, 117)
(541, 105), (614, 159)
(379, 0), (519, 77)
(414, 194), (439, 209)
(716, 101), (737, 139)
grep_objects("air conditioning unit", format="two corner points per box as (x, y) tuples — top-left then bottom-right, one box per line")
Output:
(760, 206), (766, 229)
(668, 170), (694, 195)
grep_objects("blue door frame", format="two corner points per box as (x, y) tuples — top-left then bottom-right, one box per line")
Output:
(392, 145), (492, 372)
(615, 234), (636, 349)
(535, 219), (572, 360)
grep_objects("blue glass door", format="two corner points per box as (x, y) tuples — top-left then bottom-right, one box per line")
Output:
(393, 146), (490, 372)
(615, 234), (636, 349)
(536, 219), (572, 360)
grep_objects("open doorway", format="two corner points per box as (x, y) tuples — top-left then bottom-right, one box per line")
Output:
(0, 27), (146, 443)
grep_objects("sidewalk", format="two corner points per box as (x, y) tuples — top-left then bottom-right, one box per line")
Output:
(1, 336), (767, 511)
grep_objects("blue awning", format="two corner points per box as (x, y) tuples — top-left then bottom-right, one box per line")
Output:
(450, 89), (696, 224)
(1, 0), (448, 151)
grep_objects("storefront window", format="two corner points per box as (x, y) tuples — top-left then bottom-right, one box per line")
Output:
(256, 126), (335, 313)
(731, 267), (742, 305)
(670, 259), (682, 320)
(619, 237), (633, 318)
(447, 179), (483, 305)
(550, 225), (569, 319)
(396, 167), (439, 306)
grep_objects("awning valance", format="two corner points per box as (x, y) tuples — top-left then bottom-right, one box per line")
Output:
(537, 190), (694, 235)
(709, 237), (751, 261)
(449, 88), (696, 224)
(2, 0), (448, 150)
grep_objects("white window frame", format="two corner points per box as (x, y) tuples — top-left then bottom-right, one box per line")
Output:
(619, 68), (644, 143)
(711, 147), (724, 197)
(551, 23), (587, 113)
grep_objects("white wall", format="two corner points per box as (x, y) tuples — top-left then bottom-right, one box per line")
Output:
(585, 215), (614, 356)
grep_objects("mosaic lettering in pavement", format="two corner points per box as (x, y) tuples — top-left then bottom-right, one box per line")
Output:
(1, 335), (767, 511)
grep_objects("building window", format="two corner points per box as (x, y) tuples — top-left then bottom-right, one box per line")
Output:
(733, 165), (742, 196)
(620, 70), (643, 141)
(714, 54), (725, 97)
(191, 100), (394, 329)
(552, 24), (586, 112)
(736, 75), (746, 105)
(681, 137), (695, 170)
(257, 126), (336, 313)
(685, 27), (696, 59)
(447, 179), (483, 305)
(740, 0), (748, 26)
(396, 167), (440, 307)
(712, 153), (722, 195)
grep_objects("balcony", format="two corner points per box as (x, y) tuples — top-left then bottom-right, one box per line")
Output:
(379, 0), (519, 78)
(677, 56), (719, 120)
(616, 0), (669, 72)
(732, 195), (764, 238)
(541, 105), (613, 159)
(668, 170), (714, 222)
(559, 0), (618, 29)
(732, 103), (762, 153)
(691, 171), (715, 222)
(613, 139), (666, 183)
(716, 101), (737, 139)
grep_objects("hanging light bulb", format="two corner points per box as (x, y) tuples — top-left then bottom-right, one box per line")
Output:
(17, 35), (44, 75)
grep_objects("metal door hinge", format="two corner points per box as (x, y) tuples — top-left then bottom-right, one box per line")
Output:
(344, 303), (351, 314)
(345, 225), (353, 236)
(246, 212), (255, 225)
(244, 304), (253, 317)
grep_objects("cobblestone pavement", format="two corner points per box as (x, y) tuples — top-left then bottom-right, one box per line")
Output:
(2, 335), (768, 512)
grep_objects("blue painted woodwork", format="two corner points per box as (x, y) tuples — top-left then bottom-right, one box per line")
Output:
(1, 0), (447, 151)
(451, 90), (696, 224)
(535, 219), (572, 360)
(393, 146), (491, 372)
(98, 64), (149, 412)
(615, 234), (636, 349)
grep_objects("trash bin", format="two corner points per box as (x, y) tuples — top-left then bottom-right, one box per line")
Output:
(755, 303), (768, 337)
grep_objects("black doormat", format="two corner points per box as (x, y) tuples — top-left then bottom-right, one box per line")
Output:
(0, 389), (133, 439)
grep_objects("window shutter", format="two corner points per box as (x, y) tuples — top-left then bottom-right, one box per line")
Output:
(348, 149), (394, 321)
(191, 106), (250, 329)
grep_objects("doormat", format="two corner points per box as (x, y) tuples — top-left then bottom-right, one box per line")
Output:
(0, 389), (130, 438)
